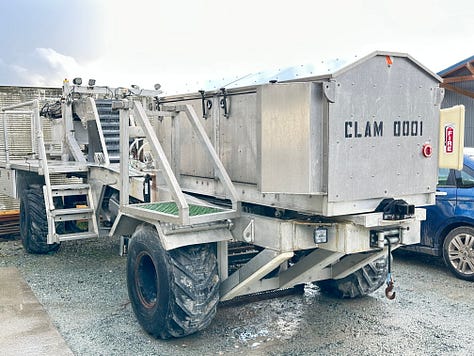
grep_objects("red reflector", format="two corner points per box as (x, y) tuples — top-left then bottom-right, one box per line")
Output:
(422, 143), (433, 158)
(385, 55), (393, 66)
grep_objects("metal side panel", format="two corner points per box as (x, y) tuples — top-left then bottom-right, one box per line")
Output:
(176, 99), (214, 178)
(258, 82), (325, 194)
(219, 93), (258, 184)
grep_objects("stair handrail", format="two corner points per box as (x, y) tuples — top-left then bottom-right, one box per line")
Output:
(175, 104), (240, 211)
(125, 100), (190, 224)
(88, 97), (111, 165)
(31, 100), (55, 212)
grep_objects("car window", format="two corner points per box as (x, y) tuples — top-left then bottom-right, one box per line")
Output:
(438, 168), (455, 187)
(458, 166), (474, 188)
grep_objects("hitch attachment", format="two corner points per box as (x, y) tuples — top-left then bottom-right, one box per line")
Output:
(384, 237), (396, 300)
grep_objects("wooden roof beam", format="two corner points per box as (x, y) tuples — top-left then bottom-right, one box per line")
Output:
(466, 62), (474, 75)
(443, 74), (474, 84)
(441, 83), (474, 99)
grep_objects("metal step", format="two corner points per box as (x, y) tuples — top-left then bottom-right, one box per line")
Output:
(104, 137), (120, 145)
(108, 154), (120, 162)
(57, 231), (98, 242)
(51, 208), (94, 222)
(106, 144), (120, 151)
(50, 184), (90, 197)
(102, 129), (120, 135)
(47, 163), (89, 174)
(101, 120), (119, 127)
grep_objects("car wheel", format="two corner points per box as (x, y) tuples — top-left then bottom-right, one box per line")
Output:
(442, 226), (474, 281)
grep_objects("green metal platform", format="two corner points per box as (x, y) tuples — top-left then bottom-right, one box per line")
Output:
(139, 202), (225, 216)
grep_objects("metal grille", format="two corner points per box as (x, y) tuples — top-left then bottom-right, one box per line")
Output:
(0, 86), (61, 210)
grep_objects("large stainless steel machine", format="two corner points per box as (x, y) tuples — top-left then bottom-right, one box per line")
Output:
(0, 51), (460, 339)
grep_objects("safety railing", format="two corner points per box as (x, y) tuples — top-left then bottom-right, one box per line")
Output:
(1, 100), (54, 208)
(116, 100), (240, 226)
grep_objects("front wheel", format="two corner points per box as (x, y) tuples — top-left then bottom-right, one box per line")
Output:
(442, 226), (474, 281)
(316, 255), (389, 298)
(127, 224), (220, 339)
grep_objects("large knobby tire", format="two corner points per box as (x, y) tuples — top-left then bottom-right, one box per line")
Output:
(127, 224), (220, 339)
(20, 186), (60, 254)
(317, 255), (388, 298)
(442, 226), (474, 281)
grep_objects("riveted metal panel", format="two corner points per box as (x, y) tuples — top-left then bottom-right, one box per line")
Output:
(219, 93), (258, 184)
(327, 55), (441, 202)
(155, 98), (214, 179)
(178, 99), (214, 178)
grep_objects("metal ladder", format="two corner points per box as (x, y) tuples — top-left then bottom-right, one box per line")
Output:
(46, 181), (99, 243)
(30, 100), (99, 243)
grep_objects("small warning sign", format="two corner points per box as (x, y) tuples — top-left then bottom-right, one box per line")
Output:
(445, 125), (454, 154)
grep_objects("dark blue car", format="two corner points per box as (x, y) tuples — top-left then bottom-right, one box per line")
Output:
(412, 149), (474, 281)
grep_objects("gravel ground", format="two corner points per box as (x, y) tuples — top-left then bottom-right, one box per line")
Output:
(1, 236), (473, 356)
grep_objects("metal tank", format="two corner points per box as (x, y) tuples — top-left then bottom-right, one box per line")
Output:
(157, 51), (444, 216)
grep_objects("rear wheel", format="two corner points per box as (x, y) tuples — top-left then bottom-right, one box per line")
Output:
(20, 186), (60, 254)
(127, 224), (220, 339)
(442, 227), (474, 281)
(317, 255), (388, 298)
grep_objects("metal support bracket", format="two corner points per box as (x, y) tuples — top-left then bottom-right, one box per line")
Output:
(279, 249), (344, 288)
(242, 219), (255, 243)
(331, 249), (387, 280)
(323, 80), (338, 103)
(220, 249), (294, 301)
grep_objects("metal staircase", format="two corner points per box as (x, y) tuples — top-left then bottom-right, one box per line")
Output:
(28, 99), (99, 244)
(95, 100), (121, 163)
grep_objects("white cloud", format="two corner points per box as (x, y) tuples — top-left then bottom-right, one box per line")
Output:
(1, 0), (474, 91)
(0, 48), (88, 87)
(36, 48), (81, 74)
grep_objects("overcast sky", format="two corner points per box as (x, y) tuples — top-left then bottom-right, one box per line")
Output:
(0, 0), (473, 94)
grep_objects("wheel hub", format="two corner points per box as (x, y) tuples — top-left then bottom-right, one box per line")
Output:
(135, 252), (158, 308)
(448, 233), (474, 276)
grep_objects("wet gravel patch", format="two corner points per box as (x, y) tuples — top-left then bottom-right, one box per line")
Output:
(1, 237), (473, 355)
